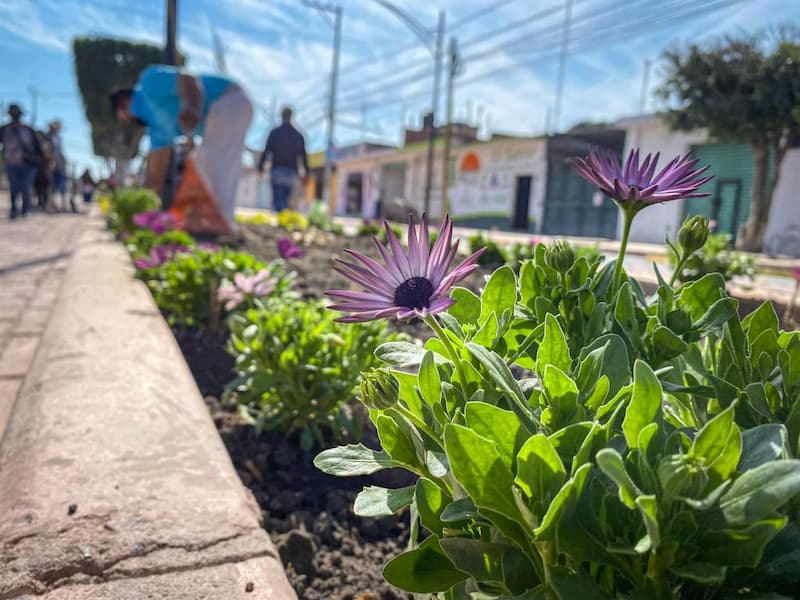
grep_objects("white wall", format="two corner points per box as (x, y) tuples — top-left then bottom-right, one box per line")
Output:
(764, 149), (800, 256)
(616, 116), (706, 243)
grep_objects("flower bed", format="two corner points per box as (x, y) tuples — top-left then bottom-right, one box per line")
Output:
(106, 144), (800, 600)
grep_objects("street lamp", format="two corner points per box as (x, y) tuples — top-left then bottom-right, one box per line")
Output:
(369, 1), (445, 217)
(302, 0), (342, 213)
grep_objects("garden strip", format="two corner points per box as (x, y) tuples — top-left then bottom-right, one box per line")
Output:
(0, 216), (295, 599)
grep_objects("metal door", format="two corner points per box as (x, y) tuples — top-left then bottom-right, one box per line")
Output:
(512, 175), (532, 230)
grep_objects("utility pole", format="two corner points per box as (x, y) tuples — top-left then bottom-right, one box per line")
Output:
(639, 58), (652, 114)
(552, 0), (573, 133)
(441, 37), (460, 220)
(302, 0), (342, 212)
(423, 10), (445, 217)
(27, 86), (39, 128)
(165, 0), (178, 65)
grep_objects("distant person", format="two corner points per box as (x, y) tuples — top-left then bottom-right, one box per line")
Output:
(0, 104), (42, 219)
(80, 170), (95, 204)
(110, 65), (253, 227)
(46, 120), (73, 212)
(33, 130), (52, 212)
(258, 107), (309, 213)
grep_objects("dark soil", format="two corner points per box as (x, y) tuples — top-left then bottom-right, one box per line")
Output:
(205, 396), (414, 600)
(172, 327), (234, 398)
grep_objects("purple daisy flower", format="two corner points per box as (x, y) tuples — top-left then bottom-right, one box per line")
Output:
(277, 237), (305, 260)
(327, 215), (485, 323)
(573, 148), (712, 208)
(133, 244), (189, 270)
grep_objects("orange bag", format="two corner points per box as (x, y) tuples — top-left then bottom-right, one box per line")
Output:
(169, 157), (232, 236)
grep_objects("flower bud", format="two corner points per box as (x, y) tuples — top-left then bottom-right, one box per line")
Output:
(358, 369), (399, 410)
(545, 241), (576, 274)
(677, 216), (709, 256)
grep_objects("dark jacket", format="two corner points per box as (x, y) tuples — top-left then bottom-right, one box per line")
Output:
(258, 122), (309, 174)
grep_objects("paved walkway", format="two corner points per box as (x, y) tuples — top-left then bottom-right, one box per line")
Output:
(0, 202), (87, 438)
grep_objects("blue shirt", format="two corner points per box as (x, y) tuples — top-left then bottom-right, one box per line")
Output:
(129, 65), (235, 150)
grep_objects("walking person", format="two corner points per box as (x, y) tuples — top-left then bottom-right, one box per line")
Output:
(258, 107), (309, 213)
(46, 120), (73, 212)
(0, 104), (42, 219)
(33, 130), (52, 212)
(80, 170), (95, 204)
(110, 64), (253, 229)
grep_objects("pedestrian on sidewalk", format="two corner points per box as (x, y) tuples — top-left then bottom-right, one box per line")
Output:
(33, 130), (53, 212)
(0, 104), (42, 219)
(258, 107), (309, 213)
(46, 120), (73, 212)
(80, 170), (95, 204)
(110, 65), (253, 228)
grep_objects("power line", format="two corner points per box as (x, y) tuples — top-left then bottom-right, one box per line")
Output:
(334, 0), (737, 118)
(450, 0), (525, 31)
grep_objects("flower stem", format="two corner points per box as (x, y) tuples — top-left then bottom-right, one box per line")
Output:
(668, 251), (689, 288)
(613, 208), (635, 296)
(425, 315), (471, 402)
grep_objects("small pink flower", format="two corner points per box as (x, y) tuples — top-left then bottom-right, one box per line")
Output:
(708, 219), (718, 233)
(218, 269), (277, 310)
(133, 211), (177, 234)
(794, 267), (800, 282)
(277, 237), (305, 259)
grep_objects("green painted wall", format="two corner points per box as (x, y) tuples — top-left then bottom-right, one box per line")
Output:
(685, 143), (755, 239)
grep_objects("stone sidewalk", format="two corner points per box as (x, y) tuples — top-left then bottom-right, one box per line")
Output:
(0, 209), (87, 437)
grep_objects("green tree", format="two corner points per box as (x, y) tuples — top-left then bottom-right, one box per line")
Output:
(72, 37), (183, 174)
(660, 32), (800, 251)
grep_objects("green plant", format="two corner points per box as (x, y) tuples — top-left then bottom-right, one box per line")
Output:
(308, 209), (344, 235)
(469, 233), (508, 267)
(358, 219), (382, 237)
(146, 248), (289, 328)
(315, 151), (800, 599)
(225, 298), (399, 449)
(108, 187), (160, 235)
(670, 231), (755, 283)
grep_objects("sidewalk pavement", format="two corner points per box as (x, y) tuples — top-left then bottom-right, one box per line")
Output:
(0, 197), (87, 438)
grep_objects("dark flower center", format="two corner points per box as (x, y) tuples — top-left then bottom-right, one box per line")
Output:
(394, 277), (434, 310)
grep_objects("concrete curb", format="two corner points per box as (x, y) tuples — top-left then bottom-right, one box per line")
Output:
(0, 218), (296, 599)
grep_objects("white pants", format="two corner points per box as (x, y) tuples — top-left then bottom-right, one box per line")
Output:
(193, 87), (253, 226)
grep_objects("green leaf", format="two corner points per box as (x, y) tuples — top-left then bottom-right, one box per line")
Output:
(543, 365), (579, 414)
(548, 565), (613, 600)
(480, 265), (517, 323)
(690, 405), (741, 481)
(354, 485), (416, 517)
(634, 495), (660, 553)
(534, 463), (591, 539)
(720, 459), (800, 527)
(693, 298), (738, 336)
(515, 434), (566, 506)
(467, 343), (538, 431)
(702, 518), (786, 568)
(669, 563), (727, 585)
(418, 350), (441, 406)
(383, 536), (468, 593)
(376, 341), (440, 368)
(743, 301), (780, 342)
(679, 273), (727, 322)
(440, 497), (482, 523)
(649, 325), (689, 361)
(439, 538), (507, 582)
(444, 424), (522, 527)
(538, 313), (571, 374)
(596, 448), (642, 508)
(449, 286), (481, 325)
(376, 413), (424, 472)
(622, 360), (663, 449)
(415, 477), (450, 536)
(466, 402), (525, 470)
(739, 424), (788, 472)
(314, 443), (396, 476)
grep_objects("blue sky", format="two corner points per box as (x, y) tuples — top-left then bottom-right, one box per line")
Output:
(0, 0), (797, 176)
